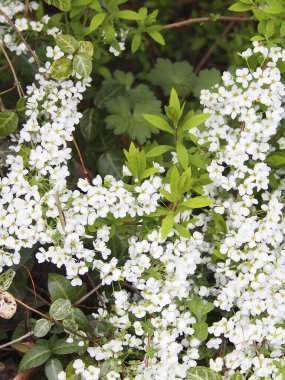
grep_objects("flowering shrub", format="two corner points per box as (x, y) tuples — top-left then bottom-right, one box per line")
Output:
(0, 1), (284, 380)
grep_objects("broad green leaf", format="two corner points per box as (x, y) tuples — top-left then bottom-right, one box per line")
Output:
(266, 151), (285, 166)
(146, 145), (173, 157)
(34, 319), (53, 338)
(160, 189), (175, 202)
(140, 167), (160, 179)
(78, 41), (94, 56)
(0, 111), (18, 138)
(69, 307), (89, 331)
(169, 88), (180, 112)
(16, 97), (27, 116)
(131, 33), (142, 53)
(49, 298), (72, 320)
(44, 0), (71, 11)
(52, 338), (83, 355)
(161, 213), (175, 240)
(90, 13), (106, 31)
(180, 113), (210, 133)
(19, 344), (51, 371)
(174, 223), (190, 238)
(176, 142), (188, 170)
(193, 69), (221, 98)
(228, 3), (252, 11)
(51, 58), (72, 80)
(55, 35), (79, 54)
(148, 59), (196, 97)
(143, 114), (173, 134)
(0, 269), (15, 291)
(181, 196), (214, 209)
(73, 54), (92, 77)
(187, 366), (222, 380)
(212, 210), (227, 234)
(147, 31), (165, 45)
(263, 1), (284, 14)
(115, 10), (141, 20)
(79, 108), (99, 142)
(45, 358), (63, 380)
(230, 371), (243, 380)
(97, 150), (124, 179)
(48, 273), (86, 303)
(193, 322), (208, 341)
(280, 22), (285, 37)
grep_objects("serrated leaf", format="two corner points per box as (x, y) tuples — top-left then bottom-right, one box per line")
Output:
(0, 111), (18, 138)
(143, 114), (173, 134)
(176, 142), (188, 170)
(147, 31), (165, 45)
(187, 366), (222, 380)
(148, 59), (196, 97)
(19, 344), (51, 371)
(44, 0), (71, 11)
(193, 69), (221, 98)
(90, 13), (106, 31)
(49, 298), (72, 320)
(97, 150), (124, 179)
(0, 269), (15, 291)
(146, 145), (173, 157)
(55, 35), (78, 54)
(51, 58), (72, 80)
(161, 213), (174, 240)
(48, 274), (86, 303)
(73, 54), (92, 77)
(45, 358), (63, 380)
(181, 196), (214, 209)
(78, 41), (94, 56)
(34, 319), (52, 338)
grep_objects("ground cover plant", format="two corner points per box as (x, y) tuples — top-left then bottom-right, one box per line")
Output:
(0, 0), (284, 379)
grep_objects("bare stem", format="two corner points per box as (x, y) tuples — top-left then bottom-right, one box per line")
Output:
(0, 42), (24, 98)
(164, 15), (254, 29)
(72, 132), (91, 184)
(75, 282), (102, 305)
(0, 331), (33, 350)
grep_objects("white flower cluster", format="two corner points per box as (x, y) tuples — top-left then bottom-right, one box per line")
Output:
(193, 42), (285, 379)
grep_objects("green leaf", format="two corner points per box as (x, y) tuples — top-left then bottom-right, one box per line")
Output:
(146, 145), (173, 157)
(78, 41), (94, 56)
(193, 322), (208, 341)
(170, 166), (180, 200)
(228, 3), (252, 11)
(55, 35), (79, 54)
(147, 31), (165, 45)
(48, 273), (86, 303)
(176, 142), (188, 170)
(0, 111), (18, 138)
(45, 358), (63, 380)
(174, 223), (190, 238)
(73, 54), (92, 77)
(187, 366), (222, 380)
(160, 188), (175, 202)
(19, 344), (51, 371)
(185, 296), (214, 319)
(52, 338), (83, 355)
(115, 10), (141, 20)
(97, 150), (124, 179)
(161, 213), (175, 240)
(169, 88), (180, 112)
(140, 167), (160, 179)
(69, 307), (89, 331)
(34, 319), (53, 338)
(143, 114), (173, 134)
(180, 113), (210, 133)
(181, 196), (214, 209)
(90, 13), (106, 31)
(266, 151), (285, 166)
(51, 58), (72, 80)
(263, 1), (283, 14)
(193, 69), (221, 98)
(105, 85), (161, 144)
(44, 0), (71, 11)
(280, 22), (285, 37)
(131, 33), (142, 53)
(148, 59), (196, 97)
(230, 371), (243, 380)
(49, 298), (72, 320)
(79, 108), (99, 142)
(0, 269), (15, 291)
(212, 210), (227, 234)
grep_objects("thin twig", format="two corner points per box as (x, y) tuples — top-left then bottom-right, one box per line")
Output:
(0, 42), (24, 97)
(164, 15), (254, 29)
(0, 8), (41, 67)
(75, 282), (102, 305)
(195, 20), (236, 74)
(0, 331), (33, 350)
(0, 84), (16, 96)
(24, 0), (29, 17)
(72, 132), (91, 184)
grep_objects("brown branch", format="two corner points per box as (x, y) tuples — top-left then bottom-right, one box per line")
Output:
(0, 8), (41, 67)
(0, 42), (24, 97)
(195, 20), (236, 74)
(164, 15), (254, 29)
(75, 282), (103, 305)
(72, 132), (91, 184)
(0, 331), (33, 350)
